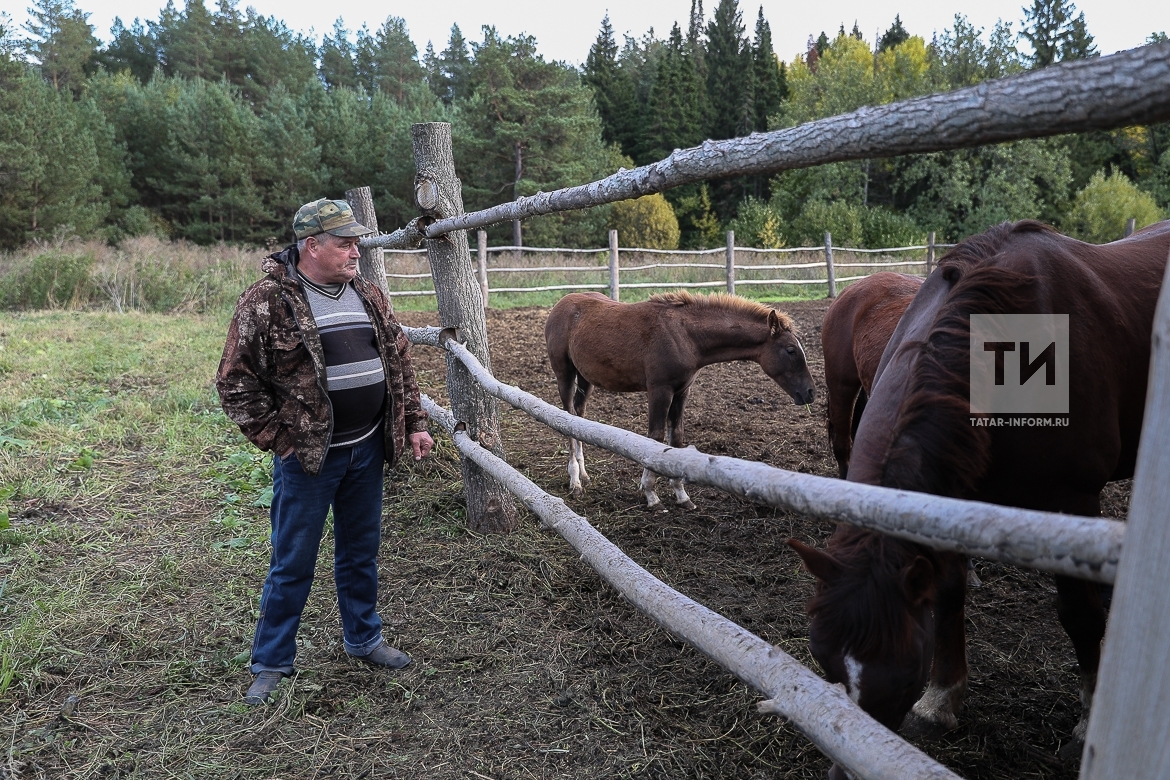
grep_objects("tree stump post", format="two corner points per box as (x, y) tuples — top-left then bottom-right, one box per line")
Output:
(411, 122), (519, 533)
(477, 230), (489, 309)
(725, 231), (736, 295)
(608, 229), (620, 301)
(345, 186), (389, 299)
(926, 231), (936, 276)
(824, 232), (837, 299)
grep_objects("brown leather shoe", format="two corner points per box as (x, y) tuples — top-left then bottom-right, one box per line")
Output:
(244, 670), (286, 705)
(355, 643), (411, 669)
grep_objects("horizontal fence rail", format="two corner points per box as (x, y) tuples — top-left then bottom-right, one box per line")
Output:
(421, 393), (960, 780)
(384, 240), (936, 299)
(403, 326), (1124, 583)
(415, 43), (1170, 239)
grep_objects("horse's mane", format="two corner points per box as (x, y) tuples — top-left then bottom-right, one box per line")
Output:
(808, 527), (936, 659)
(881, 221), (1051, 496)
(650, 290), (795, 331)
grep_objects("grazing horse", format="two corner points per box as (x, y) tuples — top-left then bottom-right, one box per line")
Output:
(545, 291), (816, 508)
(788, 219), (1170, 773)
(823, 272), (923, 478)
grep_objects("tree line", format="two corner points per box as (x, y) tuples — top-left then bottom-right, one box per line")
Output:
(0, 0), (1167, 253)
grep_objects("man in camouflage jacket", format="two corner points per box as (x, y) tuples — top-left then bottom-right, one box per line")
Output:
(217, 198), (432, 705)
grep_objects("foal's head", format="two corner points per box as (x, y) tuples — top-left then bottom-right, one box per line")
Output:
(787, 530), (937, 731)
(757, 309), (816, 405)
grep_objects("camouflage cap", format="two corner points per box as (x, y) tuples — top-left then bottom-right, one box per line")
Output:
(293, 198), (373, 240)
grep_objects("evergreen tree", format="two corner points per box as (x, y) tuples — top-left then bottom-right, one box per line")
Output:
(583, 15), (640, 156)
(879, 15), (909, 52)
(850, 22), (864, 41)
(236, 10), (317, 103)
(100, 17), (158, 83)
(157, 0), (216, 80)
(455, 27), (618, 246)
(685, 0), (707, 80)
(1021, 0), (1077, 68)
(367, 16), (425, 103)
(705, 0), (749, 141)
(0, 70), (108, 246)
(426, 24), (471, 104)
(22, 0), (99, 92)
(816, 31), (829, 56)
(1062, 12), (1097, 59)
(642, 24), (707, 161)
(751, 7), (785, 132)
(319, 19), (358, 90)
(256, 83), (324, 234)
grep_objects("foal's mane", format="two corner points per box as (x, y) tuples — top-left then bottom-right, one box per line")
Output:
(650, 290), (794, 331)
(881, 221), (1051, 497)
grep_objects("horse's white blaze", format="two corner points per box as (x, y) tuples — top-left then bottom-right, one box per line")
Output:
(911, 680), (965, 730)
(640, 467), (662, 507)
(843, 654), (864, 705)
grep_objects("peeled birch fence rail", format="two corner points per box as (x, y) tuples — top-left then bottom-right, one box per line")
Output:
(419, 392), (961, 780)
(403, 326), (1123, 582)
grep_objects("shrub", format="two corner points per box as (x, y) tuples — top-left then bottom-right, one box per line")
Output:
(790, 201), (864, 247)
(728, 198), (785, 248)
(608, 193), (681, 249)
(1064, 169), (1164, 244)
(861, 208), (924, 248)
(1, 249), (96, 309)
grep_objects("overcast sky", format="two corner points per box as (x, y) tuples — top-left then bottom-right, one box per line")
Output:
(7, 0), (1167, 65)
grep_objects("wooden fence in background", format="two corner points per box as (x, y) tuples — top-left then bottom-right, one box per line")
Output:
(380, 230), (949, 305)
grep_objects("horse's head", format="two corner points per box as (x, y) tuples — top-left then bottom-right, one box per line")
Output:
(787, 533), (937, 733)
(758, 310), (816, 405)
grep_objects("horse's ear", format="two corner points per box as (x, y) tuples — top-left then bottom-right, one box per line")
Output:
(769, 310), (782, 337)
(900, 556), (936, 607)
(787, 538), (844, 583)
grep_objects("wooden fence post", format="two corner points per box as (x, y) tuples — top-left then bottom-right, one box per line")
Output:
(1081, 262), (1170, 778)
(824, 231), (837, 298)
(726, 231), (736, 295)
(608, 229), (620, 301)
(1125, 217), (1136, 237)
(476, 229), (489, 309)
(926, 231), (936, 276)
(411, 122), (519, 533)
(345, 186), (389, 299)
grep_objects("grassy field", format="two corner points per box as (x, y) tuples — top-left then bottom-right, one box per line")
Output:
(0, 309), (832, 780)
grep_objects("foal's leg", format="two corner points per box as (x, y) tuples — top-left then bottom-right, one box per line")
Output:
(553, 363), (588, 498)
(571, 377), (592, 488)
(639, 387), (674, 508)
(909, 553), (969, 732)
(1054, 574), (1107, 759)
(665, 387), (695, 509)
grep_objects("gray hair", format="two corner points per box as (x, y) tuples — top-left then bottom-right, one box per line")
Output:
(296, 232), (341, 253)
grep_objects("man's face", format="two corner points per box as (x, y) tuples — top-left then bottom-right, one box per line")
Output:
(300, 233), (362, 284)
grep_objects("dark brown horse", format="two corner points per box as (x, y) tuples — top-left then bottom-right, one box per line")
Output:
(789, 220), (1170, 773)
(823, 272), (923, 478)
(545, 291), (816, 508)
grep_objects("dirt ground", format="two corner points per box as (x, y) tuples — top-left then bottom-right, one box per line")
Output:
(385, 299), (1128, 780)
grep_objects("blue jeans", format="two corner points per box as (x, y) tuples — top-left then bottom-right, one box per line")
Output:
(250, 432), (387, 674)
